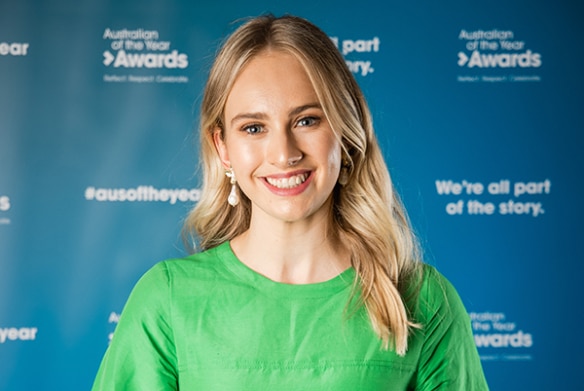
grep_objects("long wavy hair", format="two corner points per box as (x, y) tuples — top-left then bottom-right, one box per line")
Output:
(183, 14), (423, 355)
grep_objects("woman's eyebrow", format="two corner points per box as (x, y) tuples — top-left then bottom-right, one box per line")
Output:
(288, 103), (321, 117)
(229, 112), (267, 127)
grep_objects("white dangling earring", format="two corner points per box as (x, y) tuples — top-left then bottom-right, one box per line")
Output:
(338, 168), (349, 186)
(338, 158), (351, 186)
(225, 168), (239, 206)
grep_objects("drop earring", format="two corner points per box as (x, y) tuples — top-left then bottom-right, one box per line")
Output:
(338, 158), (351, 186)
(338, 168), (349, 186)
(225, 168), (239, 206)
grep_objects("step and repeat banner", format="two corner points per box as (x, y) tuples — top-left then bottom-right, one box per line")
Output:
(1, 0), (582, 389)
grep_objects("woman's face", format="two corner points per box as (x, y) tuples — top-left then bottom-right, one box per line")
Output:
(215, 50), (342, 225)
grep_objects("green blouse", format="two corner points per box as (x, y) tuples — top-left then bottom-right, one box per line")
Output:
(92, 241), (488, 390)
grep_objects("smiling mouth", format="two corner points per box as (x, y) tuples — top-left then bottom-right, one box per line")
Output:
(265, 172), (310, 189)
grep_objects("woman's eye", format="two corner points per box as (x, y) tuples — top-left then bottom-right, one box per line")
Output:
(243, 124), (263, 134)
(297, 116), (319, 127)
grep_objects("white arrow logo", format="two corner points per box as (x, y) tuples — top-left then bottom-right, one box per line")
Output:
(103, 51), (115, 66)
(458, 52), (469, 67)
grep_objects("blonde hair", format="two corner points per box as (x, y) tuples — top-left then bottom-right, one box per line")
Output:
(183, 14), (423, 355)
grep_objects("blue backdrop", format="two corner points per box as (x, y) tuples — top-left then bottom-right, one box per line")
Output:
(1, 0), (582, 389)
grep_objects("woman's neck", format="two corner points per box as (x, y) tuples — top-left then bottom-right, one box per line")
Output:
(230, 210), (351, 284)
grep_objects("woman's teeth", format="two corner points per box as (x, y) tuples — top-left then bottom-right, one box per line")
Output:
(266, 173), (309, 189)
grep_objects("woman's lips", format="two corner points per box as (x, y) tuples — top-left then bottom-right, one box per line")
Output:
(262, 170), (313, 195)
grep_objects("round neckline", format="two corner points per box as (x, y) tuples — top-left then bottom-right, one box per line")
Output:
(214, 241), (356, 299)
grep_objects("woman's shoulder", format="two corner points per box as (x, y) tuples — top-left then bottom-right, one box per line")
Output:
(164, 241), (229, 271)
(419, 263), (454, 296)
(407, 263), (470, 325)
(137, 242), (232, 289)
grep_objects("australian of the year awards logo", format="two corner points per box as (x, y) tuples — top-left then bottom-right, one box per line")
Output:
(471, 311), (534, 361)
(457, 29), (542, 83)
(102, 28), (189, 83)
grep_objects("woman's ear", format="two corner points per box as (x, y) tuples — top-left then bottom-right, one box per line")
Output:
(213, 128), (230, 169)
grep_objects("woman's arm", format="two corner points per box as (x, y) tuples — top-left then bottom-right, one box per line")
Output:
(92, 262), (178, 390)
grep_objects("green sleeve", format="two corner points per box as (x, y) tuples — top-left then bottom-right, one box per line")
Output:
(413, 267), (489, 390)
(92, 262), (178, 391)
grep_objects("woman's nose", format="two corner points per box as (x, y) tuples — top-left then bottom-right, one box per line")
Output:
(266, 127), (303, 168)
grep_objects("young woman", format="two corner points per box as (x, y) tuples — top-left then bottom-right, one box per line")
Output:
(92, 15), (488, 390)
